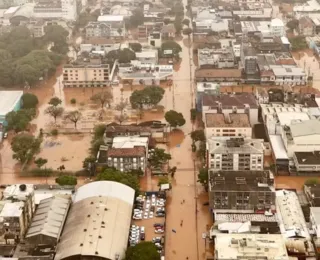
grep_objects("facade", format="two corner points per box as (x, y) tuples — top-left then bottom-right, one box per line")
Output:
(208, 170), (275, 213)
(55, 181), (135, 260)
(204, 113), (252, 139)
(25, 196), (71, 245)
(195, 69), (242, 85)
(293, 151), (320, 173)
(272, 67), (307, 86)
(148, 31), (161, 48)
(310, 207), (320, 239)
(270, 18), (285, 37)
(135, 49), (158, 65)
(85, 21), (125, 38)
(304, 184), (320, 207)
(201, 93), (259, 125)
(214, 234), (289, 260)
(207, 137), (264, 171)
(196, 82), (220, 111)
(62, 57), (110, 87)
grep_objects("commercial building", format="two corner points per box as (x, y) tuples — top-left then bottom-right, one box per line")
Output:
(270, 18), (285, 37)
(207, 137), (264, 171)
(97, 136), (149, 173)
(294, 0), (320, 18)
(55, 181), (135, 260)
(80, 38), (120, 54)
(195, 69), (242, 85)
(202, 93), (259, 125)
(214, 234), (289, 260)
(135, 49), (158, 66)
(292, 151), (320, 173)
(208, 170), (275, 213)
(62, 56), (110, 87)
(204, 113), (252, 139)
(25, 196), (71, 245)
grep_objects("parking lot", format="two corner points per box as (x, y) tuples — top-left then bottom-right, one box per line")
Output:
(130, 193), (166, 255)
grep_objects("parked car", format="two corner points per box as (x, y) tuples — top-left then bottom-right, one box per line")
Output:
(156, 212), (165, 217)
(144, 212), (148, 219)
(140, 233), (145, 240)
(140, 226), (145, 233)
(152, 237), (162, 243)
(149, 212), (154, 218)
(154, 223), (164, 228)
(155, 229), (164, 234)
(133, 215), (142, 220)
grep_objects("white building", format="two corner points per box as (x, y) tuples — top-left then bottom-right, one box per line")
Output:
(270, 18), (285, 37)
(294, 0), (320, 18)
(204, 113), (252, 139)
(272, 67), (307, 86)
(310, 207), (320, 239)
(135, 49), (158, 65)
(214, 233), (289, 260)
(207, 137), (264, 171)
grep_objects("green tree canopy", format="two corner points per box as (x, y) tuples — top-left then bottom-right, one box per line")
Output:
(34, 157), (48, 168)
(125, 242), (160, 260)
(182, 27), (193, 35)
(165, 110), (186, 127)
(97, 168), (140, 194)
(48, 97), (62, 107)
(11, 133), (41, 163)
(161, 41), (182, 55)
(158, 176), (170, 186)
(128, 9), (144, 28)
(22, 93), (39, 109)
(182, 18), (190, 26)
(305, 178), (319, 185)
(129, 42), (142, 52)
(6, 109), (36, 132)
(0, 49), (12, 60)
(191, 130), (205, 142)
(198, 167), (208, 189)
(56, 175), (78, 185)
(149, 148), (171, 168)
(287, 19), (299, 31)
(130, 86), (165, 109)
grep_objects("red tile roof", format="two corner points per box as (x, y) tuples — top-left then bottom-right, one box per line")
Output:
(107, 146), (146, 157)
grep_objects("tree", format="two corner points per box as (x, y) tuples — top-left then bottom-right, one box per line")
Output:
(190, 108), (197, 122)
(174, 19), (183, 35)
(287, 19), (299, 31)
(128, 9), (144, 28)
(22, 93), (39, 109)
(182, 18), (190, 27)
(129, 42), (142, 52)
(44, 25), (69, 55)
(6, 109), (35, 132)
(161, 41), (182, 55)
(149, 148), (171, 168)
(114, 114), (128, 125)
(64, 110), (82, 128)
(168, 166), (177, 177)
(182, 27), (193, 36)
(164, 18), (171, 25)
(55, 175), (77, 185)
(48, 97), (62, 107)
(165, 110), (186, 128)
(130, 90), (147, 109)
(197, 141), (206, 160)
(45, 106), (64, 123)
(118, 48), (136, 63)
(83, 156), (96, 170)
(143, 86), (165, 107)
(117, 28), (123, 36)
(90, 124), (107, 156)
(11, 134), (41, 163)
(158, 176), (170, 186)
(125, 242), (160, 260)
(305, 178), (319, 185)
(198, 167), (208, 191)
(290, 36), (308, 51)
(115, 100), (128, 115)
(191, 130), (205, 142)
(91, 91), (113, 108)
(0, 49), (12, 60)
(97, 168), (140, 194)
(34, 157), (48, 168)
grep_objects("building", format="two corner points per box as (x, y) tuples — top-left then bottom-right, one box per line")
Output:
(208, 170), (275, 213)
(270, 18), (285, 37)
(97, 136), (149, 173)
(240, 21), (271, 36)
(294, 0), (320, 18)
(204, 113), (252, 139)
(135, 49), (158, 65)
(202, 93), (259, 125)
(0, 91), (23, 125)
(195, 69), (242, 85)
(310, 207), (320, 238)
(27, 20), (46, 38)
(148, 31), (161, 48)
(214, 234), (289, 260)
(80, 38), (119, 54)
(25, 196), (71, 245)
(197, 48), (235, 69)
(304, 184), (320, 207)
(196, 82), (220, 111)
(299, 16), (315, 36)
(161, 23), (176, 39)
(33, 0), (78, 21)
(292, 151), (320, 173)
(103, 125), (152, 143)
(272, 67), (307, 86)
(85, 21), (125, 38)
(62, 56), (110, 87)
(207, 137), (264, 171)
(55, 181), (135, 260)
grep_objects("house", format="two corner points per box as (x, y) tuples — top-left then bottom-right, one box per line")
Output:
(272, 67), (307, 86)
(196, 82), (220, 111)
(207, 137), (264, 171)
(193, 35), (221, 50)
(270, 18), (285, 37)
(195, 69), (242, 85)
(148, 31), (161, 48)
(80, 38), (119, 54)
(205, 113), (252, 139)
(103, 125), (152, 144)
(299, 16), (315, 36)
(201, 93), (259, 125)
(208, 170), (275, 213)
(197, 47), (235, 69)
(97, 136), (149, 173)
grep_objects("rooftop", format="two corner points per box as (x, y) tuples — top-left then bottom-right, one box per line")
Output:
(202, 93), (258, 109)
(214, 233), (289, 260)
(195, 69), (242, 78)
(3, 184), (34, 201)
(214, 213), (277, 223)
(26, 196), (70, 243)
(288, 119), (320, 137)
(0, 91), (23, 117)
(106, 146), (146, 157)
(205, 113), (251, 128)
(97, 15), (124, 22)
(272, 67), (306, 76)
(112, 136), (148, 149)
(105, 124), (151, 134)
(0, 202), (23, 218)
(294, 151), (320, 165)
(269, 135), (288, 160)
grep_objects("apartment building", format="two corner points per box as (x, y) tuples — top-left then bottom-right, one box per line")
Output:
(97, 136), (148, 173)
(85, 20), (125, 38)
(304, 184), (320, 207)
(204, 113), (252, 139)
(214, 234), (289, 260)
(208, 170), (275, 213)
(195, 69), (242, 85)
(292, 151), (320, 173)
(197, 47), (235, 68)
(62, 57), (110, 87)
(202, 93), (259, 125)
(272, 67), (307, 86)
(207, 137), (264, 171)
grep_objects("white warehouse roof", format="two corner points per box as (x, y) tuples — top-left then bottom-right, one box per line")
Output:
(0, 91), (23, 117)
(55, 181), (135, 260)
(98, 15), (124, 22)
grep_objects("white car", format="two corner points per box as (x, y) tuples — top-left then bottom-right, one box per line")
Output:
(156, 207), (165, 212)
(134, 209), (142, 213)
(157, 201), (165, 206)
(152, 237), (161, 242)
(140, 226), (145, 233)
(149, 212), (154, 218)
(154, 229), (164, 234)
(133, 215), (142, 220)
(144, 212), (149, 219)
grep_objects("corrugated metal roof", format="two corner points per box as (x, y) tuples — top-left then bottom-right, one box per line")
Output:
(0, 91), (23, 117)
(26, 196), (70, 240)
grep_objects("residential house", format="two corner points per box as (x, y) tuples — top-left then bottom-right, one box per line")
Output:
(208, 170), (275, 213)
(299, 16), (315, 36)
(272, 67), (307, 86)
(197, 47), (235, 69)
(204, 113), (252, 139)
(292, 151), (320, 173)
(201, 93), (259, 125)
(207, 137), (264, 171)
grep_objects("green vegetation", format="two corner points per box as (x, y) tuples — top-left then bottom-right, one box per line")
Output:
(90, 124), (106, 156)
(90, 90), (113, 108)
(34, 157), (48, 168)
(11, 133), (41, 164)
(182, 27), (193, 36)
(165, 110), (186, 128)
(198, 167), (208, 190)
(127, 9), (144, 29)
(197, 141), (206, 161)
(125, 242), (160, 260)
(190, 108), (197, 122)
(97, 168), (140, 195)
(6, 109), (36, 132)
(0, 26), (64, 87)
(51, 129), (59, 136)
(182, 18), (190, 27)
(290, 36), (308, 51)
(106, 48), (136, 64)
(22, 93), (39, 109)
(129, 42), (142, 52)
(55, 175), (77, 185)
(70, 98), (77, 104)
(48, 97), (62, 107)
(149, 148), (172, 168)
(286, 19), (299, 31)
(305, 178), (319, 185)
(191, 130), (205, 142)
(161, 41), (182, 56)
(158, 176), (170, 187)
(45, 106), (64, 123)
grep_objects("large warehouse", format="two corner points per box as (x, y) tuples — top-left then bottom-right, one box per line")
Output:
(54, 181), (135, 260)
